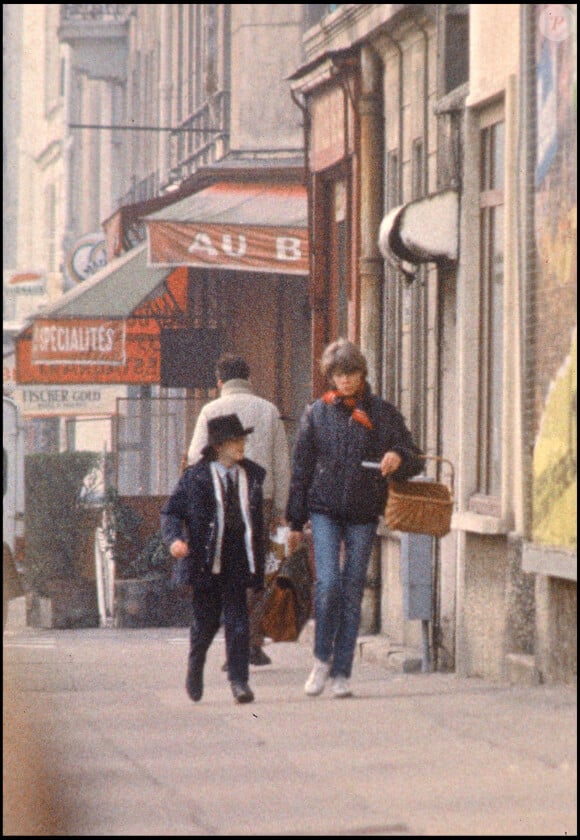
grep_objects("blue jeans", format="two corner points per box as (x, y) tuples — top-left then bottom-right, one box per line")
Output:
(310, 513), (377, 678)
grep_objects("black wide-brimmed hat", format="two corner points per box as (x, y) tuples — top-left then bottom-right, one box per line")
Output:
(204, 414), (254, 451)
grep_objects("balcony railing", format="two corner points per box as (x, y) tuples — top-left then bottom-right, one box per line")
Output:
(117, 91), (230, 208)
(118, 170), (161, 210)
(168, 90), (230, 186)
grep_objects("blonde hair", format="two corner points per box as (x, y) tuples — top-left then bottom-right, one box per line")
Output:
(320, 338), (368, 381)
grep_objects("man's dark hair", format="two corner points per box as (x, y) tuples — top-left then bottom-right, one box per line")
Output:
(216, 353), (250, 383)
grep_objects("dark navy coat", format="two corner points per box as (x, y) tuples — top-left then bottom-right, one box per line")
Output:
(286, 385), (424, 530)
(161, 457), (266, 590)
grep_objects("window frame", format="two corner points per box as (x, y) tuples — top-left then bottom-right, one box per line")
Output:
(469, 104), (506, 515)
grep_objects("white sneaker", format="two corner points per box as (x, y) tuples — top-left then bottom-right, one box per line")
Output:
(304, 659), (331, 696)
(332, 675), (352, 698)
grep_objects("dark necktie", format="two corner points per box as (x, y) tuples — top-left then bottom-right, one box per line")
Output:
(224, 471), (243, 534)
(226, 472), (236, 508)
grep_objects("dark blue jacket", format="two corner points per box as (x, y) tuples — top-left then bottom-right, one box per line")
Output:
(286, 385), (424, 530)
(161, 457), (266, 590)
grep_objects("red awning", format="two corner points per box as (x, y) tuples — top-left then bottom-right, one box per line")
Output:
(15, 246), (188, 386)
(145, 181), (309, 275)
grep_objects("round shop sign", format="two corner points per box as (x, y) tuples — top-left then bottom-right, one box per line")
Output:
(66, 233), (107, 284)
(538, 5), (574, 42)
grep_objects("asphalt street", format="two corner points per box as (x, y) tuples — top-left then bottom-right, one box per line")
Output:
(3, 597), (577, 836)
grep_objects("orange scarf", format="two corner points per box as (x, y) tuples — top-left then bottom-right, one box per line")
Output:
(322, 389), (373, 430)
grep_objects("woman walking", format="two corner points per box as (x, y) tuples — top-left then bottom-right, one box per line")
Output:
(286, 338), (423, 698)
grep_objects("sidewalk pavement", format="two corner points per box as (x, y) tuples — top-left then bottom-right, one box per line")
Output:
(3, 598), (577, 837)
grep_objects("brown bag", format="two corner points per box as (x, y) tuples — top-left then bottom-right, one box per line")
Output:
(260, 546), (313, 642)
(260, 576), (298, 642)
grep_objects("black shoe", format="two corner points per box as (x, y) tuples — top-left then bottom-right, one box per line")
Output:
(186, 663), (203, 702)
(231, 682), (254, 704)
(249, 647), (272, 666)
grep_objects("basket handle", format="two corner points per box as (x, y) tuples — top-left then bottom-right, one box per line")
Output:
(417, 454), (455, 493)
(362, 454), (455, 493)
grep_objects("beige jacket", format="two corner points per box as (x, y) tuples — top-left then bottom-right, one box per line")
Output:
(187, 379), (291, 513)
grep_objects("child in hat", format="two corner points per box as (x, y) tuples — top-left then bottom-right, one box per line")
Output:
(161, 413), (266, 704)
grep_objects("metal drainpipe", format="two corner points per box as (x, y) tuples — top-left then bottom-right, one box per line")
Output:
(371, 29), (404, 640)
(290, 86), (316, 395)
(415, 18), (437, 667)
(359, 45), (384, 391)
(290, 87), (312, 250)
(415, 19), (430, 440)
(358, 44), (384, 635)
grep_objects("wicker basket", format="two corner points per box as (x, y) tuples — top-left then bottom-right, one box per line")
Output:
(384, 455), (454, 538)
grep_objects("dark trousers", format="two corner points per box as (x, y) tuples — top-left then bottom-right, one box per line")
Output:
(189, 531), (250, 684)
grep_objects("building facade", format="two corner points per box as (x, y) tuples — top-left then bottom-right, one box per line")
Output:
(9, 4), (576, 681)
(3, 4), (107, 455)
(14, 5), (320, 479)
(290, 3), (576, 684)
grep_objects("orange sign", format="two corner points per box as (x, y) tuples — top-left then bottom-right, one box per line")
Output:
(31, 319), (126, 365)
(148, 222), (309, 275)
(15, 273), (189, 386)
(17, 330), (160, 385)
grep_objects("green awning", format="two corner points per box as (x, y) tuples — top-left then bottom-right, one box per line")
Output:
(37, 243), (170, 319)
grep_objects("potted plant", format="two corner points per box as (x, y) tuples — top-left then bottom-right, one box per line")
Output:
(24, 452), (102, 628)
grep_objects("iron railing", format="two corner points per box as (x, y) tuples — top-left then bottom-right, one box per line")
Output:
(169, 90), (230, 185)
(118, 170), (161, 209)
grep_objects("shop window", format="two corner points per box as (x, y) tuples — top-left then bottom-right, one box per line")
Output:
(26, 417), (60, 454)
(473, 114), (505, 507)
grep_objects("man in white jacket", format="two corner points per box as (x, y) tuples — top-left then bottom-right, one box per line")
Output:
(187, 354), (291, 665)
